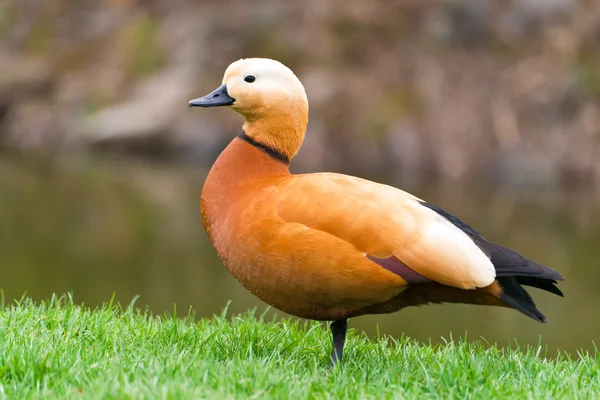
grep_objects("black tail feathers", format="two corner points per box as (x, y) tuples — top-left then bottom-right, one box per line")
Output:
(417, 200), (563, 323)
(515, 276), (563, 297)
(497, 277), (547, 323)
(491, 245), (564, 323)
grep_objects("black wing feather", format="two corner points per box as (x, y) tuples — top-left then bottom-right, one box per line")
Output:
(419, 201), (563, 282)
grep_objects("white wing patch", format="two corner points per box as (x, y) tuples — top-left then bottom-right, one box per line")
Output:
(414, 214), (496, 289)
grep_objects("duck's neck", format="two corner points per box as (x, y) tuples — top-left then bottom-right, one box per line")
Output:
(242, 108), (307, 162)
(236, 131), (290, 165)
(204, 132), (291, 194)
(202, 110), (307, 212)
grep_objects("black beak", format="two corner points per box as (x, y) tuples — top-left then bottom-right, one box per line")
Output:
(188, 84), (235, 108)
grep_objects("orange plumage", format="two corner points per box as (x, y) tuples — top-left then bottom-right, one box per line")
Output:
(190, 58), (564, 367)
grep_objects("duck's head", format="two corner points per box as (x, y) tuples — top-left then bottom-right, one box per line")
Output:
(189, 58), (308, 161)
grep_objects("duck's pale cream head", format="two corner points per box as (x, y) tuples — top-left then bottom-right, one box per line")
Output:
(189, 58), (309, 161)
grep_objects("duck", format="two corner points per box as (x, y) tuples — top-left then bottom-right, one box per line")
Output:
(188, 58), (564, 368)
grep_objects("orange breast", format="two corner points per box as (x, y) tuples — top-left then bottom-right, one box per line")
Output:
(200, 138), (406, 320)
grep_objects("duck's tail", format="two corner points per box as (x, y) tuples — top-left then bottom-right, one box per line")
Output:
(418, 201), (564, 323)
(491, 244), (564, 323)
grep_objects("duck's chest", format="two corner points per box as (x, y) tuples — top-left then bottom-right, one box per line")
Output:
(200, 175), (244, 264)
(200, 165), (281, 273)
(199, 137), (290, 260)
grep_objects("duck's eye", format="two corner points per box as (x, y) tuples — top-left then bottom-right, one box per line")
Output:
(244, 75), (256, 83)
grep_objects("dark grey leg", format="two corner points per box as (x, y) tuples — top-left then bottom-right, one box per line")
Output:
(329, 319), (348, 369)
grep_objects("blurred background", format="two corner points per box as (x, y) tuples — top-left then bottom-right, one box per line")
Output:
(1, 0), (599, 356)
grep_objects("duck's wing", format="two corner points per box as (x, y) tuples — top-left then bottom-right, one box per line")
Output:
(275, 173), (496, 290)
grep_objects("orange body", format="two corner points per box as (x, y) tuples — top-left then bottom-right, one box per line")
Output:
(201, 138), (505, 320)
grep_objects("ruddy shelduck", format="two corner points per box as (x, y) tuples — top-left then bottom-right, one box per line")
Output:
(189, 58), (564, 367)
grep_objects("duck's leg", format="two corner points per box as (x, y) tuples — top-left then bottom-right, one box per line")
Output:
(329, 319), (348, 369)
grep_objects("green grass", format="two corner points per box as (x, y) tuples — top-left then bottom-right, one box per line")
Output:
(0, 295), (598, 399)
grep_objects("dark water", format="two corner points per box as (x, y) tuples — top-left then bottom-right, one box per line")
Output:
(0, 156), (598, 356)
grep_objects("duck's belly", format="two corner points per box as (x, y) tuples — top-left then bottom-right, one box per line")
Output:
(210, 221), (407, 321)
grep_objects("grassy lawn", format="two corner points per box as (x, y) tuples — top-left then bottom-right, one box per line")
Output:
(0, 295), (598, 399)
